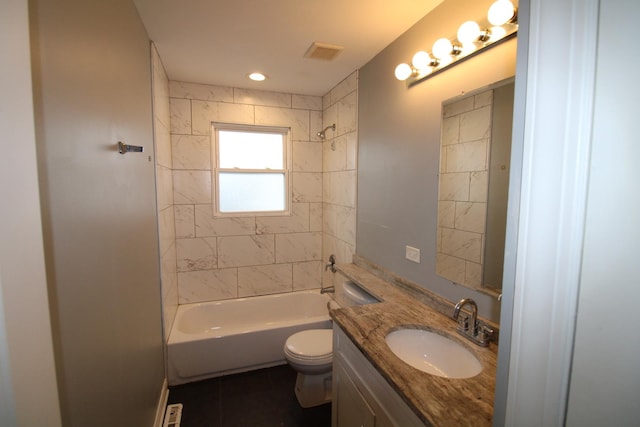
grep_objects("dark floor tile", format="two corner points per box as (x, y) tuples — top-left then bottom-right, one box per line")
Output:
(220, 366), (274, 398)
(269, 387), (331, 427)
(167, 365), (331, 427)
(168, 377), (222, 427)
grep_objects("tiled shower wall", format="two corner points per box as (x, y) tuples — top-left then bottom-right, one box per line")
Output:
(436, 87), (492, 287)
(153, 66), (358, 315)
(321, 72), (358, 286)
(151, 44), (178, 336)
(168, 81), (327, 304)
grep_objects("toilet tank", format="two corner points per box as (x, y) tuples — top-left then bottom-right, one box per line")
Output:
(332, 272), (380, 307)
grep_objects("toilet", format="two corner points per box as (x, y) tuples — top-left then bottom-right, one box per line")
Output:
(283, 328), (333, 408)
(284, 278), (380, 408)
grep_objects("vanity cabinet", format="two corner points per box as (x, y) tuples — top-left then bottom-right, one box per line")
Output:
(332, 325), (425, 427)
(334, 360), (376, 427)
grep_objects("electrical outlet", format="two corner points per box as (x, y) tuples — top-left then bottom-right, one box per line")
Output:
(405, 245), (421, 263)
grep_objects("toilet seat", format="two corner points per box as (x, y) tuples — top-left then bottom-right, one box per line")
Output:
(284, 329), (333, 366)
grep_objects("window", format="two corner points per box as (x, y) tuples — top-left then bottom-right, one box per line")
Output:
(212, 123), (291, 216)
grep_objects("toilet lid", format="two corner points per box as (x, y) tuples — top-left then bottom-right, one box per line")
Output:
(284, 329), (333, 360)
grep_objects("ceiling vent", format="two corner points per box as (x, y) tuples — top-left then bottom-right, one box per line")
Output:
(304, 42), (344, 61)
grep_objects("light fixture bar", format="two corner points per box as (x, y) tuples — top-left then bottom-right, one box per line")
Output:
(407, 25), (517, 88)
(396, 0), (519, 88)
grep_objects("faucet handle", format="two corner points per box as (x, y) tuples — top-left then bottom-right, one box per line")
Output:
(478, 324), (494, 343)
(325, 254), (337, 273)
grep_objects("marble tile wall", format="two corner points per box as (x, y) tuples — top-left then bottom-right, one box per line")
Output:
(169, 81), (325, 303)
(436, 88), (492, 287)
(151, 44), (178, 340)
(322, 71), (359, 286)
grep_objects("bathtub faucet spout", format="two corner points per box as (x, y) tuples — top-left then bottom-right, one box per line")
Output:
(320, 286), (335, 294)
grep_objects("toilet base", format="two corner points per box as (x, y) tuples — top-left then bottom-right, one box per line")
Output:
(294, 371), (332, 408)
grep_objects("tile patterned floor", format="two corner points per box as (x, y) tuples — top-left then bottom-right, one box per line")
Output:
(166, 364), (332, 427)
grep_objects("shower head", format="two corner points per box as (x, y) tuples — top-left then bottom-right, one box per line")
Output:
(317, 124), (336, 140)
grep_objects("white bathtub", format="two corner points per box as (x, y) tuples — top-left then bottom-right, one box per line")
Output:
(167, 290), (332, 385)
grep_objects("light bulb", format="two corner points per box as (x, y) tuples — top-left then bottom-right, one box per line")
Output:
(248, 72), (267, 81)
(394, 63), (413, 81)
(457, 21), (481, 45)
(412, 51), (433, 70)
(432, 38), (454, 60)
(488, 0), (516, 26)
(489, 26), (507, 41)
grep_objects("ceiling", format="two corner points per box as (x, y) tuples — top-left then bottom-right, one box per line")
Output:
(133, 0), (444, 96)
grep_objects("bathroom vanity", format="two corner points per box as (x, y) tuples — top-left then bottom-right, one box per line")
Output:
(329, 261), (497, 426)
(333, 325), (424, 426)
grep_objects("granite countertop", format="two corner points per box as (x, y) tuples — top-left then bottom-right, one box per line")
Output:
(330, 263), (497, 427)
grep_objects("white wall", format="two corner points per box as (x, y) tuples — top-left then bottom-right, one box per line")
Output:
(156, 70), (359, 304)
(496, 0), (640, 425)
(565, 0), (640, 424)
(168, 82), (325, 303)
(322, 72), (359, 285)
(497, 0), (596, 422)
(0, 1), (61, 425)
(151, 43), (179, 341)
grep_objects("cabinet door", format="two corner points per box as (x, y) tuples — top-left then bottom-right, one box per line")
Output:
(334, 358), (376, 427)
(333, 325), (426, 427)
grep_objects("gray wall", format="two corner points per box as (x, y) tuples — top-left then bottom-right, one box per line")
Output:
(30, 0), (165, 425)
(357, 0), (516, 321)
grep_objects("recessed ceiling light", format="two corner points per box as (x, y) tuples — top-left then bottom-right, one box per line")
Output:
(248, 72), (267, 82)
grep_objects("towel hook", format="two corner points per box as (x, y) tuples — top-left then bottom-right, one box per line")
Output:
(118, 141), (143, 154)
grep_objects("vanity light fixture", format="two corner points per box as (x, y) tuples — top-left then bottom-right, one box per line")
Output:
(248, 72), (267, 82)
(395, 0), (518, 87)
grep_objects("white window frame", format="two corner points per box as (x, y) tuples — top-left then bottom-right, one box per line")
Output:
(211, 122), (292, 217)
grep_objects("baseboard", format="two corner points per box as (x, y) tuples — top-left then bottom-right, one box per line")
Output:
(153, 378), (169, 427)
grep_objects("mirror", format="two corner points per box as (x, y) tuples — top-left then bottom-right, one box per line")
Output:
(436, 78), (514, 293)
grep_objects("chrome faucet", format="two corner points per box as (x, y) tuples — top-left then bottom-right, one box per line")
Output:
(321, 255), (336, 294)
(325, 254), (336, 273)
(452, 298), (493, 347)
(453, 298), (477, 331)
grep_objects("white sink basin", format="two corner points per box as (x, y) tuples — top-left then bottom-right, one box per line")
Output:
(385, 328), (482, 379)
